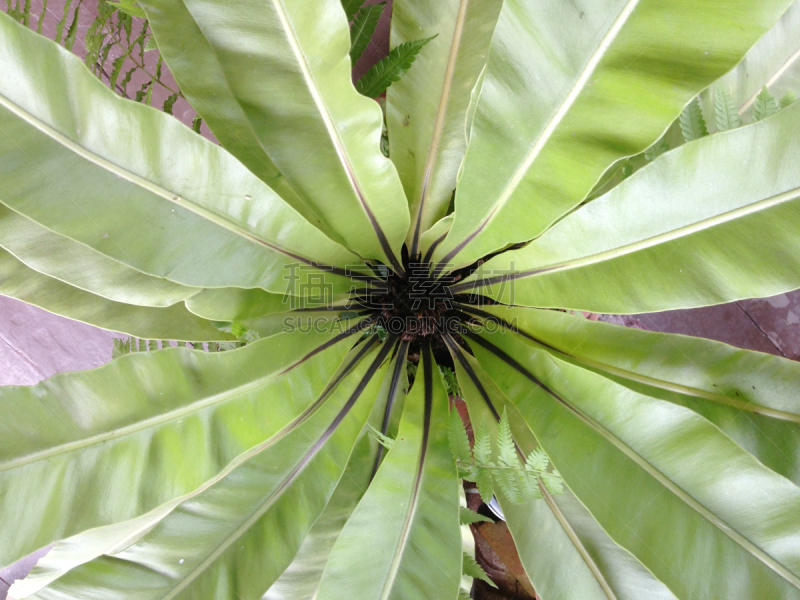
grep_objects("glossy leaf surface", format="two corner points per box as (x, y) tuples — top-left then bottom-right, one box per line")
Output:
(16, 340), (391, 600)
(142, 0), (410, 268)
(434, 0), (794, 269)
(0, 326), (361, 568)
(0, 11), (361, 295)
(461, 102), (800, 312)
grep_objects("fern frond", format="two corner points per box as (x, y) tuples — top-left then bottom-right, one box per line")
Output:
(356, 35), (437, 98)
(780, 91), (797, 109)
(459, 506), (492, 525)
(520, 472), (544, 501)
(463, 554), (497, 588)
(753, 86), (780, 121)
(713, 87), (742, 131)
(494, 468), (521, 504)
(366, 424), (394, 450)
(541, 471), (564, 495)
(349, 3), (384, 64)
(474, 466), (494, 504)
(473, 421), (492, 465)
(341, 0), (365, 22)
(679, 97), (708, 142)
(448, 409), (472, 468)
(525, 448), (549, 472)
(496, 409), (519, 469)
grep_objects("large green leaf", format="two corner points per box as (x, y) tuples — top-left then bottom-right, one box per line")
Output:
(456, 102), (800, 312)
(0, 324), (367, 568)
(316, 346), (461, 600)
(0, 11), (362, 296)
(432, 0), (794, 270)
(470, 330), (800, 600)
(141, 0), (410, 269)
(446, 339), (677, 600)
(468, 305), (800, 485)
(19, 339), (392, 600)
(0, 204), (197, 307)
(386, 0), (502, 255)
(0, 248), (227, 341)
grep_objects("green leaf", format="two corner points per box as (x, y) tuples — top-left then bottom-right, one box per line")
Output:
(0, 11), (362, 296)
(458, 589), (472, 600)
(781, 91), (797, 108)
(387, 0), (502, 253)
(463, 553), (496, 588)
(143, 35), (157, 51)
(471, 329), (800, 600)
(0, 326), (363, 568)
(341, 0), (364, 21)
(141, 0), (410, 269)
(431, 0), (793, 271)
(315, 347), (462, 600)
(459, 506), (492, 525)
(356, 35), (437, 98)
(679, 97), (708, 142)
(349, 2), (384, 64)
(713, 87), (742, 130)
(12, 340), (391, 599)
(464, 101), (800, 313)
(754, 85), (781, 120)
(448, 407), (472, 465)
(191, 114), (202, 133)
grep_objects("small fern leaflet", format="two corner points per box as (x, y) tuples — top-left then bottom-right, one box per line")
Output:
(356, 35), (437, 98)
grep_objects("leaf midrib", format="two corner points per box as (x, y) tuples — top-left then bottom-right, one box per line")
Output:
(409, 0), (469, 252)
